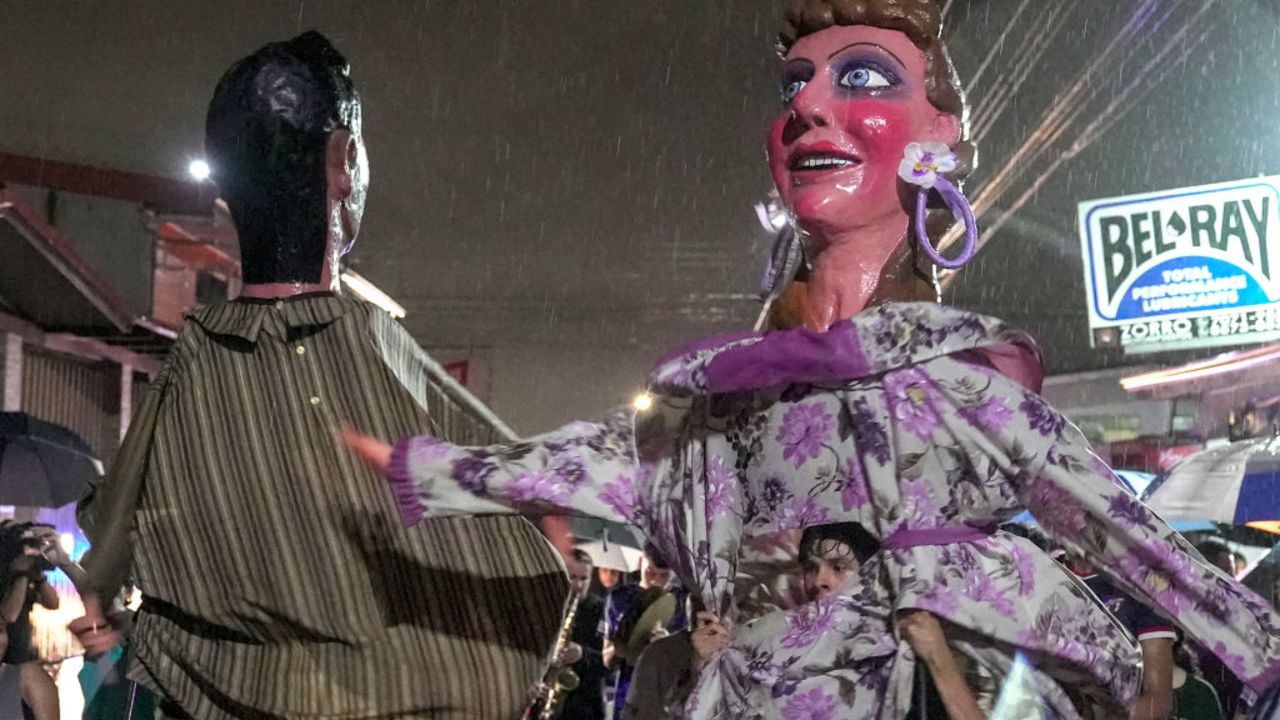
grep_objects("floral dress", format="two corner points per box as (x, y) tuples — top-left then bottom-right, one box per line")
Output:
(387, 303), (1280, 719)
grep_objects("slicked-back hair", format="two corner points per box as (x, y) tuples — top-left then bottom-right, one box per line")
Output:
(205, 31), (361, 284)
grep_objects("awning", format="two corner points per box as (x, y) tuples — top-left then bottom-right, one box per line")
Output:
(0, 187), (134, 333)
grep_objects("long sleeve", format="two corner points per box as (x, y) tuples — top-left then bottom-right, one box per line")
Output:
(1030, 424), (1280, 694)
(387, 407), (645, 527)
(932, 355), (1280, 695)
(77, 363), (170, 601)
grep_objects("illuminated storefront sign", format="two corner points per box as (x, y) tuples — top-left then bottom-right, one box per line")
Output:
(1079, 176), (1280, 352)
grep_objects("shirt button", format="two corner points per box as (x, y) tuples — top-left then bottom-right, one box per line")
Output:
(309, 396), (321, 406)
(275, 301), (285, 310)
(295, 345), (306, 356)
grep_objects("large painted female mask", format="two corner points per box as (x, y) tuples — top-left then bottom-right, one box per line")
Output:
(762, 0), (977, 327)
(767, 23), (960, 246)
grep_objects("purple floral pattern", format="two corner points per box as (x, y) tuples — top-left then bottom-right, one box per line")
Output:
(1011, 543), (1037, 597)
(781, 687), (838, 720)
(1020, 393), (1066, 438)
(553, 458), (587, 488)
(600, 474), (640, 521)
(775, 403), (834, 469)
(389, 302), (1280, 719)
(960, 396), (1014, 432)
(1107, 493), (1158, 532)
(965, 566), (1016, 618)
(506, 470), (571, 505)
(916, 582), (962, 617)
(899, 475), (940, 525)
(1115, 540), (1200, 615)
(847, 397), (891, 466)
(884, 368), (942, 440)
(780, 600), (840, 649)
(774, 497), (832, 532)
(704, 456), (735, 518)
(840, 457), (870, 511)
(452, 454), (496, 494)
(1028, 478), (1088, 536)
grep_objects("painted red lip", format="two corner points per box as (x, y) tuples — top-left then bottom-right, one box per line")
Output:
(787, 141), (861, 173)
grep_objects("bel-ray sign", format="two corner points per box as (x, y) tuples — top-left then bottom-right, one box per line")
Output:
(1079, 176), (1280, 353)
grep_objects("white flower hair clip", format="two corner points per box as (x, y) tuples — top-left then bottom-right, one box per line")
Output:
(898, 142), (958, 190)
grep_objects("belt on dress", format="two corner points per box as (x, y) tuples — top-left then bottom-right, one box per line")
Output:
(880, 524), (996, 550)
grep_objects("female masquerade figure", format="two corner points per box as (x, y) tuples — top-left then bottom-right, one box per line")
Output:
(346, 1), (1280, 717)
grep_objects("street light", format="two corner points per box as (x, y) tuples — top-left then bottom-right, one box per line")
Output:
(188, 159), (211, 181)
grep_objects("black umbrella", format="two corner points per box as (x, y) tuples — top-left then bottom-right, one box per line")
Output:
(0, 412), (102, 507)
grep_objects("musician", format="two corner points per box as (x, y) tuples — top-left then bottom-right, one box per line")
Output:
(601, 545), (684, 716)
(621, 595), (719, 720)
(534, 549), (608, 720)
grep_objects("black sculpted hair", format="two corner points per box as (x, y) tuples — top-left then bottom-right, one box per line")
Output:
(205, 31), (362, 284)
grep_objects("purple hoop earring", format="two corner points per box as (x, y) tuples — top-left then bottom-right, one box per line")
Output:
(899, 142), (978, 270)
(914, 177), (977, 269)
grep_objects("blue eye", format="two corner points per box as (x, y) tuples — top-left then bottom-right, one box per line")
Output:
(839, 65), (892, 90)
(782, 79), (808, 103)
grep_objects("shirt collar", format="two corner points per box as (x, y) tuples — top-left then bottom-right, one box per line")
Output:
(188, 292), (360, 342)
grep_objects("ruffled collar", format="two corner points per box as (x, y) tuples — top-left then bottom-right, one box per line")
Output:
(648, 302), (1043, 396)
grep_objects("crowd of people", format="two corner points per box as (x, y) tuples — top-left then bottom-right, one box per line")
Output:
(531, 522), (1270, 719)
(2, 513), (1267, 718)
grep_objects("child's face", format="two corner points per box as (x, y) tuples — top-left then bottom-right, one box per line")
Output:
(802, 539), (858, 602)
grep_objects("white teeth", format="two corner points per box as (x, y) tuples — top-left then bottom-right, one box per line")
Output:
(795, 156), (854, 170)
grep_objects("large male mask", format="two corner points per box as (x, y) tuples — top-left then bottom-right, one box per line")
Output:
(205, 30), (369, 285)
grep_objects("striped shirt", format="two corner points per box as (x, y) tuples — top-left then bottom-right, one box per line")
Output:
(79, 293), (567, 719)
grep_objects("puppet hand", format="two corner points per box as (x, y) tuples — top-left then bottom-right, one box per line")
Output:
(69, 596), (123, 658)
(691, 612), (729, 671)
(340, 428), (392, 474)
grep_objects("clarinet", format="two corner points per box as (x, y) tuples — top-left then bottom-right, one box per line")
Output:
(537, 594), (582, 720)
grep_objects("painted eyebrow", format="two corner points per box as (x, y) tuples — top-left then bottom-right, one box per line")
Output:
(781, 57), (815, 73)
(827, 41), (906, 68)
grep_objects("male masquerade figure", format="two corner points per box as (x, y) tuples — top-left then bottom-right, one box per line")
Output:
(71, 31), (567, 719)
(344, 1), (1280, 718)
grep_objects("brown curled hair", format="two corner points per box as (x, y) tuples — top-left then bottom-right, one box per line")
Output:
(776, 0), (975, 181)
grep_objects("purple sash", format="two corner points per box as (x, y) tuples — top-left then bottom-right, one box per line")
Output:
(881, 524), (995, 550)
